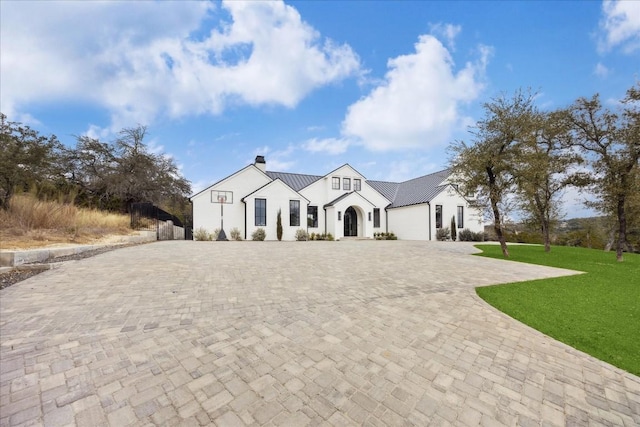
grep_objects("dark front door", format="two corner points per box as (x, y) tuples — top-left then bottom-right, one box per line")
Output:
(344, 206), (357, 237)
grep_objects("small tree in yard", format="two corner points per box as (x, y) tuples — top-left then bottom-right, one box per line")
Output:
(276, 209), (283, 241)
(450, 216), (457, 241)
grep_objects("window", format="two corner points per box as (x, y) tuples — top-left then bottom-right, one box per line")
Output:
(338, 211), (342, 221)
(343, 178), (351, 191)
(289, 200), (300, 226)
(457, 206), (464, 229)
(354, 179), (361, 191)
(332, 177), (340, 190)
(373, 208), (380, 228)
(435, 205), (442, 229)
(307, 206), (318, 228)
(255, 199), (266, 226)
(368, 212), (371, 221)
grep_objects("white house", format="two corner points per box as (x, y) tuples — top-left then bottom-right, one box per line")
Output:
(190, 156), (484, 241)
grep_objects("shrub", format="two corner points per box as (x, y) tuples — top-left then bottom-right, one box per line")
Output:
(230, 227), (242, 241)
(276, 209), (283, 241)
(295, 229), (308, 241)
(458, 228), (485, 242)
(212, 228), (221, 240)
(194, 227), (212, 241)
(450, 216), (457, 241)
(436, 227), (450, 241)
(252, 228), (266, 241)
(309, 232), (316, 241)
(375, 232), (397, 240)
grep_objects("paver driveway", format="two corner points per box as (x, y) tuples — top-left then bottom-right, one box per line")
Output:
(1, 241), (638, 426)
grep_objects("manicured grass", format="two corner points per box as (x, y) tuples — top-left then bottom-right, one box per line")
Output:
(474, 244), (640, 376)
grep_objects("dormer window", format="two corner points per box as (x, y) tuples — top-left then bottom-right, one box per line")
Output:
(343, 178), (351, 191)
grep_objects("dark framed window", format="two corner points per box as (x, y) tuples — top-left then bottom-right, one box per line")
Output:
(290, 200), (300, 226)
(338, 211), (342, 221)
(354, 179), (361, 191)
(435, 205), (442, 229)
(255, 199), (266, 226)
(457, 206), (464, 229)
(373, 208), (380, 228)
(332, 177), (340, 190)
(368, 212), (371, 221)
(343, 178), (351, 191)
(307, 206), (318, 228)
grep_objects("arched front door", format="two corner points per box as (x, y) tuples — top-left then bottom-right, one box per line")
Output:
(344, 206), (357, 237)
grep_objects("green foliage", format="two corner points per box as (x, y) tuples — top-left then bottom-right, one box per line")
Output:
(475, 244), (640, 376)
(458, 228), (485, 242)
(252, 227), (266, 241)
(229, 227), (242, 241)
(450, 216), (457, 241)
(566, 84), (640, 261)
(374, 232), (397, 240)
(276, 209), (283, 241)
(193, 227), (212, 241)
(436, 227), (450, 241)
(0, 113), (65, 209)
(309, 232), (334, 241)
(295, 229), (308, 241)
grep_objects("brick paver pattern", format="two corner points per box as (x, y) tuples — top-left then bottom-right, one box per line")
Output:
(1, 241), (638, 426)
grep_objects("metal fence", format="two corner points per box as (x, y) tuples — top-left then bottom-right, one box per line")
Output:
(130, 203), (192, 240)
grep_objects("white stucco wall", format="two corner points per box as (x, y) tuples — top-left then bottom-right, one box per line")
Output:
(244, 180), (308, 241)
(191, 166), (271, 239)
(431, 187), (484, 239)
(387, 204), (430, 240)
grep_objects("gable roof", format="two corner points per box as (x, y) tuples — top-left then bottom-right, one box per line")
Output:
(368, 169), (452, 208)
(265, 171), (323, 192)
(241, 178), (309, 203)
(190, 164), (270, 200)
(324, 191), (376, 208)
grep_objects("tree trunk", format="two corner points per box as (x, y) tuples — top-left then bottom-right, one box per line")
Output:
(616, 193), (626, 262)
(542, 220), (551, 252)
(491, 198), (509, 258)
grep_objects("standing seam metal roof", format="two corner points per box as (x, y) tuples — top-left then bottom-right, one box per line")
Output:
(265, 171), (323, 192)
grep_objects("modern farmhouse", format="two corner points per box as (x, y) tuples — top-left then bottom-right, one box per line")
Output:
(190, 156), (484, 241)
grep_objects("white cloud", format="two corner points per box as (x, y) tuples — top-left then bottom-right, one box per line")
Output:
(594, 62), (610, 78)
(341, 35), (491, 152)
(429, 23), (462, 51)
(0, 0), (360, 128)
(249, 144), (296, 171)
(599, 0), (640, 53)
(303, 137), (350, 155)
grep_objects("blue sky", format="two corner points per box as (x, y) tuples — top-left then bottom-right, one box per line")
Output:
(2, 0), (639, 218)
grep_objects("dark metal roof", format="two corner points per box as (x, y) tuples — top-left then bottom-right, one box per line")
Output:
(266, 171), (323, 191)
(389, 169), (451, 208)
(367, 169), (451, 208)
(367, 180), (400, 203)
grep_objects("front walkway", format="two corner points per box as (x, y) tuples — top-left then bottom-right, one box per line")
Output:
(1, 241), (638, 426)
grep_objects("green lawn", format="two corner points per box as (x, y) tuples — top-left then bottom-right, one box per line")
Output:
(474, 244), (640, 376)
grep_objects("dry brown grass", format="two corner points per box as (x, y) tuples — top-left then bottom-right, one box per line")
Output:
(0, 193), (133, 249)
